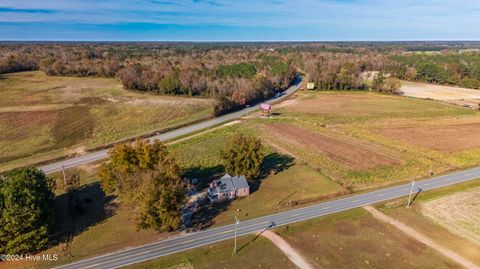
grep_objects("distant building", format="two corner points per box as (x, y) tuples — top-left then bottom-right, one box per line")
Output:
(261, 103), (272, 116)
(207, 174), (250, 202)
(307, 82), (315, 90)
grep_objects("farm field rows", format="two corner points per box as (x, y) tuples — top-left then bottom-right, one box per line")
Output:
(0, 71), (213, 172)
(258, 90), (480, 190)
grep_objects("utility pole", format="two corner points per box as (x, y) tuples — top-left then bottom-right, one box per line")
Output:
(407, 181), (415, 208)
(232, 216), (239, 255)
(62, 165), (67, 189)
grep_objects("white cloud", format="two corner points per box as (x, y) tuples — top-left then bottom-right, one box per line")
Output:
(0, 0), (479, 31)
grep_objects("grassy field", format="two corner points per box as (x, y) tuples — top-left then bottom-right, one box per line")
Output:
(421, 187), (480, 246)
(212, 164), (347, 226)
(6, 88), (480, 268)
(254, 90), (480, 190)
(377, 179), (480, 266)
(168, 123), (349, 226)
(0, 71), (213, 171)
(124, 208), (462, 269)
(2, 124), (348, 268)
(124, 234), (296, 269)
(274, 208), (460, 269)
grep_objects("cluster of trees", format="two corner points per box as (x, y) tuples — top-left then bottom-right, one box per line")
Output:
(371, 72), (402, 95)
(2, 43), (480, 114)
(0, 169), (55, 254)
(99, 139), (185, 232)
(0, 44), (297, 115)
(221, 133), (265, 179)
(115, 54), (295, 115)
(301, 52), (389, 91)
(0, 52), (37, 74)
(0, 134), (265, 254)
(96, 133), (265, 231)
(388, 52), (480, 89)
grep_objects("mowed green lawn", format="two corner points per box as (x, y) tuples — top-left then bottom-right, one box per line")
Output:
(212, 164), (347, 226)
(0, 71), (213, 171)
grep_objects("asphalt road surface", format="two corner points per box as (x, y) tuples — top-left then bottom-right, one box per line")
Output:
(54, 166), (480, 269)
(39, 77), (302, 174)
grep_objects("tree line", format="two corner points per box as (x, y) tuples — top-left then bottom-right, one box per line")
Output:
(1, 43), (480, 111)
(388, 51), (480, 89)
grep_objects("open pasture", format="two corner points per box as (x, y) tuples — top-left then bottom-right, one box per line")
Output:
(377, 123), (480, 153)
(264, 90), (480, 189)
(0, 71), (213, 171)
(264, 123), (399, 170)
(421, 187), (480, 246)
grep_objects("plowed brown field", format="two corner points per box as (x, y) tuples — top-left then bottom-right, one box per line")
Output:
(377, 123), (480, 153)
(265, 123), (400, 170)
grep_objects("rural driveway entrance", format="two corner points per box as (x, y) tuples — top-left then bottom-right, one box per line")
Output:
(260, 230), (315, 269)
(364, 206), (480, 269)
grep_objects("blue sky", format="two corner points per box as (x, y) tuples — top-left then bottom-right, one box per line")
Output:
(0, 0), (479, 41)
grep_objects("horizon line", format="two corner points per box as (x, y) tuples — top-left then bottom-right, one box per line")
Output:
(1, 39), (480, 43)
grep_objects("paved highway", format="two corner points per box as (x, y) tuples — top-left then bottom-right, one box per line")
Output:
(54, 166), (480, 269)
(39, 77), (302, 174)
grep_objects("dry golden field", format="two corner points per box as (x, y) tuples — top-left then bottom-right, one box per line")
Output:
(0, 71), (213, 171)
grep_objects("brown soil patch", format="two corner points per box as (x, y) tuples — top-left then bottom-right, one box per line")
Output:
(276, 93), (431, 117)
(377, 123), (480, 153)
(264, 123), (399, 170)
(279, 94), (378, 114)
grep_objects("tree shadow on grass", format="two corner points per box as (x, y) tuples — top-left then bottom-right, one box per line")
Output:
(50, 182), (116, 249)
(250, 152), (295, 193)
(188, 154), (294, 231)
(183, 164), (225, 189)
(260, 152), (295, 177)
(189, 200), (232, 231)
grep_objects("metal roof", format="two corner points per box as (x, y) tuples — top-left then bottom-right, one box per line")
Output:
(215, 174), (249, 192)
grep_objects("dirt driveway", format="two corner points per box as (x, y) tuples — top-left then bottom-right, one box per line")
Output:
(260, 230), (315, 269)
(365, 206), (480, 269)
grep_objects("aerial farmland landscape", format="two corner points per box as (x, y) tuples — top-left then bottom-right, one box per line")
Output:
(1, 1), (480, 269)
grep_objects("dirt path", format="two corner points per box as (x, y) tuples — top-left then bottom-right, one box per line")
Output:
(259, 230), (315, 269)
(364, 206), (480, 269)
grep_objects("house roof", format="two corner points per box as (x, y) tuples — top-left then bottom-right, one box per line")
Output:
(215, 174), (249, 193)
